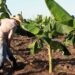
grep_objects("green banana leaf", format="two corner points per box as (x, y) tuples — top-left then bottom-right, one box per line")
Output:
(21, 22), (40, 35)
(0, 0), (2, 5)
(0, 0), (11, 19)
(64, 30), (75, 46)
(0, 12), (10, 19)
(28, 39), (43, 55)
(45, 0), (72, 26)
(73, 19), (75, 28)
(28, 40), (37, 48)
(28, 40), (37, 55)
(55, 23), (74, 34)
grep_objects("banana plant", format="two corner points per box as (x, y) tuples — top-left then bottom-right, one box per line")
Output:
(35, 15), (42, 24)
(21, 16), (71, 73)
(45, 0), (75, 47)
(0, 0), (11, 19)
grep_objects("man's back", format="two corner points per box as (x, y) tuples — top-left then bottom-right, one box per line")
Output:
(0, 18), (16, 33)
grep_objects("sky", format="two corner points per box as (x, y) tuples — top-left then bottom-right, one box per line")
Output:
(6, 0), (75, 19)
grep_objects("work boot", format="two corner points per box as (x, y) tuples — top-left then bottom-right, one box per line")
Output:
(0, 65), (3, 74)
(12, 61), (25, 71)
(12, 60), (19, 70)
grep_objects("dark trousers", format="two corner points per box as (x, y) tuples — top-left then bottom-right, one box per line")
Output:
(3, 42), (17, 65)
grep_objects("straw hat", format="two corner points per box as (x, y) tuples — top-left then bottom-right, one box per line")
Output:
(11, 14), (23, 23)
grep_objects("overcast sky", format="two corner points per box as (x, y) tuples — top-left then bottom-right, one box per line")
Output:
(6, 0), (75, 19)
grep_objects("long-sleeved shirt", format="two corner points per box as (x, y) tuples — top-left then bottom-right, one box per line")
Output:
(0, 18), (17, 42)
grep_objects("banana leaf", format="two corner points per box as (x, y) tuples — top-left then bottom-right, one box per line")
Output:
(0, 0), (3, 5)
(0, 12), (10, 19)
(21, 22), (40, 35)
(73, 19), (75, 28)
(45, 0), (73, 26)
(28, 40), (37, 55)
(0, 0), (11, 19)
(55, 23), (74, 34)
(28, 39), (43, 55)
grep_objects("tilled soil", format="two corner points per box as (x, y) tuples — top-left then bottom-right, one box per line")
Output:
(1, 34), (75, 75)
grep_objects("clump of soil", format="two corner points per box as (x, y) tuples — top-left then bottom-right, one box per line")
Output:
(1, 34), (75, 75)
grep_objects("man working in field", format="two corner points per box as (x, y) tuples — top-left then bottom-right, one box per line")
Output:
(0, 14), (23, 69)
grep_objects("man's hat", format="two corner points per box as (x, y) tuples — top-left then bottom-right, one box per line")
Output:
(12, 14), (23, 23)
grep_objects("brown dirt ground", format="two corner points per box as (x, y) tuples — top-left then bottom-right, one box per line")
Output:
(1, 34), (75, 75)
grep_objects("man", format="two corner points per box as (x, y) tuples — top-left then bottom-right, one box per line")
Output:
(0, 14), (23, 69)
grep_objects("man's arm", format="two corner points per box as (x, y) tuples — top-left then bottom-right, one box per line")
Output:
(7, 28), (16, 47)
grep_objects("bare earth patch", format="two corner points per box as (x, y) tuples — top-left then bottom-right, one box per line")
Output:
(1, 34), (75, 75)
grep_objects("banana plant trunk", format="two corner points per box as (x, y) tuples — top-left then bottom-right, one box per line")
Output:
(47, 44), (52, 73)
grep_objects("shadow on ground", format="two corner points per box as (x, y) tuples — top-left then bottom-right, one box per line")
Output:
(3, 62), (26, 75)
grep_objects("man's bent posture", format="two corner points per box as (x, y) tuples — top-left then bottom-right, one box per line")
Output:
(0, 14), (23, 69)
